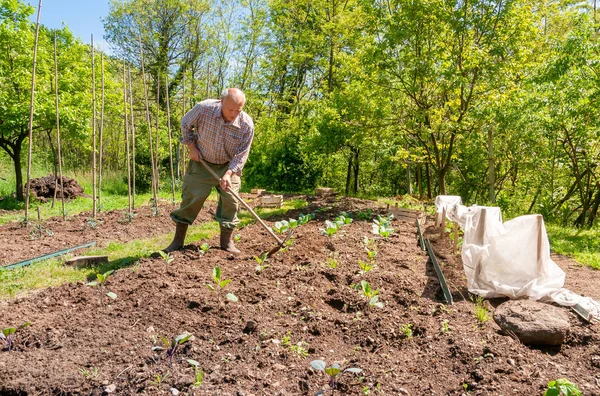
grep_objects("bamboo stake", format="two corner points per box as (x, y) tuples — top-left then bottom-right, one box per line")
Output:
(180, 70), (186, 179)
(91, 34), (97, 218)
(53, 30), (65, 219)
(139, 39), (158, 207)
(127, 65), (136, 209)
(155, 69), (161, 194)
(165, 74), (175, 203)
(123, 61), (132, 213)
(98, 52), (105, 210)
(24, 0), (43, 222)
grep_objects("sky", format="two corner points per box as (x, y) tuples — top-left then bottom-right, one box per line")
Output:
(25, 0), (111, 52)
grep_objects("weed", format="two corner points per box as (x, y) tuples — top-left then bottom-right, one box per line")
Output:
(234, 234), (241, 242)
(399, 323), (413, 339)
(158, 251), (174, 264)
(290, 341), (309, 358)
(206, 266), (238, 303)
(440, 319), (450, 334)
(326, 256), (338, 269)
(79, 367), (99, 379)
(150, 370), (169, 386)
(310, 360), (362, 394)
(199, 243), (210, 254)
(544, 378), (581, 396)
(471, 295), (489, 324)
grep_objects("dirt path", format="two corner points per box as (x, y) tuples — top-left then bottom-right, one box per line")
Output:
(1, 197), (599, 395)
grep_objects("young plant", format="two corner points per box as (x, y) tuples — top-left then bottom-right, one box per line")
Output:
(280, 236), (295, 253)
(281, 332), (309, 357)
(298, 212), (315, 225)
(199, 243), (210, 254)
(152, 333), (193, 362)
(206, 266), (238, 302)
(358, 260), (376, 275)
(254, 253), (270, 273)
(472, 295), (489, 324)
(320, 220), (340, 237)
(158, 251), (174, 263)
(0, 323), (30, 352)
(273, 220), (290, 234)
(86, 270), (114, 286)
(364, 246), (377, 261)
(326, 257), (338, 269)
(544, 378), (582, 396)
(233, 233), (241, 242)
(356, 209), (373, 220)
(399, 323), (413, 339)
(440, 319), (450, 334)
(335, 213), (352, 226)
(79, 367), (99, 379)
(357, 280), (383, 308)
(288, 218), (299, 229)
(186, 359), (204, 387)
(310, 360), (362, 394)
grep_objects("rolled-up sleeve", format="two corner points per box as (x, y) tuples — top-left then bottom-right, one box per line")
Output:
(228, 126), (254, 175)
(180, 103), (203, 145)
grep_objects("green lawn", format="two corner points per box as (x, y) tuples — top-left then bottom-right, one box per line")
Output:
(546, 224), (600, 269)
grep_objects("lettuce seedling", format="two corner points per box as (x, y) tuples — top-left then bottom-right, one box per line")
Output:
(234, 234), (241, 242)
(86, 270), (114, 286)
(273, 220), (290, 234)
(356, 209), (373, 220)
(358, 260), (376, 275)
(199, 243), (210, 254)
(371, 219), (394, 237)
(358, 280), (383, 308)
(320, 220), (339, 237)
(310, 360), (362, 394)
(206, 266), (238, 302)
(544, 378), (581, 396)
(152, 333), (193, 362)
(0, 322), (30, 351)
(335, 214), (352, 226)
(288, 218), (299, 229)
(298, 212), (315, 225)
(254, 253), (270, 273)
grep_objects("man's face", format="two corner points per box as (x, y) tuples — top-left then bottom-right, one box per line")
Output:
(221, 97), (244, 123)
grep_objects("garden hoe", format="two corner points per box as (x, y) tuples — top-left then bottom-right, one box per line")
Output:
(196, 156), (293, 257)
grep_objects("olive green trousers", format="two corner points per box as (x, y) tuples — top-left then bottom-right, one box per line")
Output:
(170, 160), (241, 230)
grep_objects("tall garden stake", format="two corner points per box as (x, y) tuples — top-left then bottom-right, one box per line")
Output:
(24, 0), (43, 222)
(165, 74), (175, 203)
(53, 30), (65, 219)
(154, 68), (161, 195)
(91, 34), (97, 219)
(127, 65), (136, 209)
(123, 61), (132, 213)
(98, 52), (105, 210)
(139, 39), (158, 208)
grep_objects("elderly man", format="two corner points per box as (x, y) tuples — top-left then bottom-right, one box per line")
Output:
(164, 88), (254, 254)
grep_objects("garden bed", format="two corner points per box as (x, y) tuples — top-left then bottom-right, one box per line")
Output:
(0, 197), (599, 395)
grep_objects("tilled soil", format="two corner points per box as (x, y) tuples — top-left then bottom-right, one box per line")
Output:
(1, 197), (599, 395)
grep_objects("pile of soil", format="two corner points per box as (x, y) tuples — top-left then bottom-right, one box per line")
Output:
(1, 197), (599, 395)
(26, 175), (85, 202)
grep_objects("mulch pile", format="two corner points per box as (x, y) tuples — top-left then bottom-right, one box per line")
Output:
(26, 175), (85, 202)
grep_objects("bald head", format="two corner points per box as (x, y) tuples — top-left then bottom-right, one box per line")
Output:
(221, 88), (246, 105)
(220, 88), (246, 123)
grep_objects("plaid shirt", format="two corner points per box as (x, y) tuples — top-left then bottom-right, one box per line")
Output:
(181, 99), (254, 175)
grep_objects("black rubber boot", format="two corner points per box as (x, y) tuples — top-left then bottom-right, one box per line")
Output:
(220, 227), (240, 254)
(163, 222), (188, 253)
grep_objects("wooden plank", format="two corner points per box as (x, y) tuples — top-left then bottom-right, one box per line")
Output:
(251, 188), (265, 195)
(315, 187), (335, 196)
(64, 255), (109, 268)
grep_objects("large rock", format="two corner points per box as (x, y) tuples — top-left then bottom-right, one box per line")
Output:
(493, 300), (570, 345)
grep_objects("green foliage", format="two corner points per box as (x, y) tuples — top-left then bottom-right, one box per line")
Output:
(0, 322), (30, 351)
(152, 332), (193, 361)
(440, 319), (450, 335)
(186, 359), (204, 388)
(158, 251), (174, 263)
(310, 360), (362, 394)
(357, 280), (383, 308)
(472, 296), (490, 324)
(399, 323), (413, 339)
(199, 243), (210, 254)
(320, 220), (340, 237)
(206, 266), (238, 303)
(273, 220), (289, 234)
(86, 270), (114, 287)
(254, 253), (269, 273)
(372, 214), (394, 237)
(544, 378), (582, 396)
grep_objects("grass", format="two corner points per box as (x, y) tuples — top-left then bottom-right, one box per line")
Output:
(546, 224), (600, 269)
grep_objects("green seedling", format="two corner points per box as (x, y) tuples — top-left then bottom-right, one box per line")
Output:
(273, 220), (290, 234)
(365, 246), (377, 261)
(357, 280), (383, 308)
(440, 319), (450, 334)
(85, 218), (101, 230)
(0, 323), (30, 352)
(150, 371), (169, 386)
(234, 234), (241, 242)
(187, 359), (204, 387)
(335, 214), (352, 226)
(152, 333), (193, 362)
(280, 236), (295, 253)
(358, 260), (376, 275)
(310, 360), (362, 395)
(399, 323), (413, 339)
(544, 378), (582, 396)
(371, 220), (394, 237)
(79, 366), (99, 379)
(86, 270), (114, 286)
(206, 266), (238, 302)
(356, 209), (373, 220)
(320, 220), (339, 237)
(254, 253), (270, 273)
(289, 218), (299, 229)
(290, 341), (309, 358)
(158, 250), (174, 263)
(471, 295), (489, 324)
(298, 212), (315, 225)
(199, 243), (210, 254)
(326, 257), (338, 269)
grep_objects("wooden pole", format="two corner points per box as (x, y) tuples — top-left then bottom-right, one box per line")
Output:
(98, 52), (105, 210)
(180, 70), (186, 179)
(440, 207), (446, 239)
(127, 65), (136, 209)
(123, 61), (132, 213)
(139, 39), (158, 207)
(453, 222), (458, 253)
(24, 0), (43, 222)
(53, 31), (65, 220)
(165, 74), (175, 203)
(91, 34), (97, 218)
(155, 69), (161, 194)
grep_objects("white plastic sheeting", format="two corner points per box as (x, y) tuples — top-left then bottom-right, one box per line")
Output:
(435, 195), (600, 319)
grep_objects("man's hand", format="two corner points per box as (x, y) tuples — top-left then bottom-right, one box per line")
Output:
(187, 143), (201, 162)
(220, 170), (234, 191)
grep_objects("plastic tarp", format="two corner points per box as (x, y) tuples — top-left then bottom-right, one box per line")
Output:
(434, 195), (600, 319)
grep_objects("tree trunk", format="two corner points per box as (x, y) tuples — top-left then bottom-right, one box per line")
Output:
(352, 148), (359, 194)
(417, 163), (423, 199)
(488, 126), (496, 203)
(425, 162), (432, 199)
(13, 143), (24, 201)
(588, 184), (600, 227)
(438, 168), (447, 195)
(345, 150), (352, 195)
